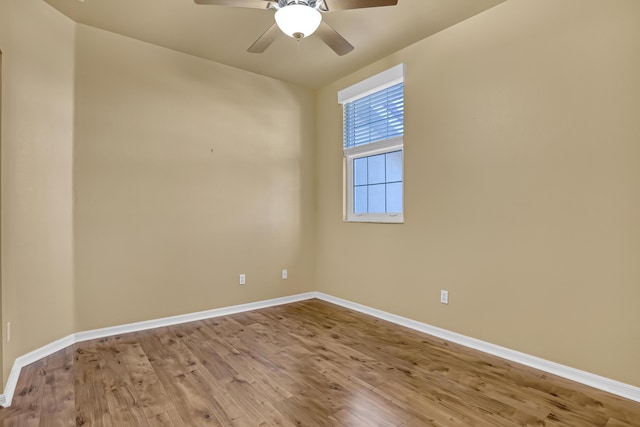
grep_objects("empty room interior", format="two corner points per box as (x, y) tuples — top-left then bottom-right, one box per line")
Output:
(1, 0), (639, 425)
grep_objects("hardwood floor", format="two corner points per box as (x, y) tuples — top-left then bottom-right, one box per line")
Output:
(0, 299), (638, 426)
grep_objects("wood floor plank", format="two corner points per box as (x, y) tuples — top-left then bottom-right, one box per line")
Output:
(173, 368), (228, 426)
(73, 343), (113, 426)
(138, 331), (223, 426)
(110, 405), (151, 427)
(1, 299), (639, 426)
(3, 413), (40, 427)
(329, 409), (377, 427)
(605, 418), (637, 427)
(146, 409), (182, 427)
(115, 336), (172, 418)
(169, 322), (237, 383)
(39, 347), (76, 427)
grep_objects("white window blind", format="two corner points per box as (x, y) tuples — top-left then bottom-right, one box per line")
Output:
(343, 82), (404, 150)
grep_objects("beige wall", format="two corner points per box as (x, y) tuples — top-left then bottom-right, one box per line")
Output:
(73, 25), (316, 331)
(315, 0), (640, 387)
(0, 0), (76, 383)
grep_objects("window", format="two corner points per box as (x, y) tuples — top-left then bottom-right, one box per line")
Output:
(339, 64), (405, 223)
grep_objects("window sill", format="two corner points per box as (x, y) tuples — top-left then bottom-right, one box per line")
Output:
(345, 214), (404, 224)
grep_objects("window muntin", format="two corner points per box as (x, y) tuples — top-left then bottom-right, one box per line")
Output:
(353, 150), (403, 214)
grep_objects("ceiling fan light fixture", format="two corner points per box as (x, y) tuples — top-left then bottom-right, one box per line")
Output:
(275, 4), (322, 39)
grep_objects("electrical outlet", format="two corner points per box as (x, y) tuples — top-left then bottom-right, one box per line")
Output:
(239, 274), (246, 285)
(440, 290), (449, 305)
(282, 269), (288, 280)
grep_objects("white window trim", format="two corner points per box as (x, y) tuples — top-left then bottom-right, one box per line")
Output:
(339, 64), (405, 224)
(338, 64), (405, 104)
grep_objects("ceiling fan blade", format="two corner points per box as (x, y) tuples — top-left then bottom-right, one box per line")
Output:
(321, 0), (397, 11)
(315, 21), (354, 56)
(194, 0), (274, 10)
(247, 23), (281, 53)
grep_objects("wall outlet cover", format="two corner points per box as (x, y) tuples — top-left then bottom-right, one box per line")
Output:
(440, 290), (449, 304)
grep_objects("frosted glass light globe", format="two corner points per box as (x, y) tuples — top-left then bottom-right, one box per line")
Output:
(275, 4), (322, 39)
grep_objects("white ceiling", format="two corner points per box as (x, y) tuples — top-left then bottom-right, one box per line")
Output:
(42, 0), (506, 88)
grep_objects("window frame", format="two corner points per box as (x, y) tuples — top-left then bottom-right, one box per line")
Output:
(339, 64), (405, 224)
(345, 136), (404, 223)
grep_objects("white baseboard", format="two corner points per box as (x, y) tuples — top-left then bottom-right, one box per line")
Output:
(313, 292), (640, 404)
(1, 291), (638, 407)
(74, 292), (316, 343)
(0, 334), (75, 408)
(0, 292), (315, 407)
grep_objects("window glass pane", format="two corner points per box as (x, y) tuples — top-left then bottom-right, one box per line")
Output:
(354, 187), (368, 213)
(367, 154), (386, 185)
(354, 157), (368, 186)
(351, 150), (404, 216)
(386, 150), (403, 183)
(386, 182), (403, 213)
(368, 184), (386, 213)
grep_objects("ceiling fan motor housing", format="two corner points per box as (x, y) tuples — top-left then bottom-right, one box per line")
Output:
(279, 0), (321, 9)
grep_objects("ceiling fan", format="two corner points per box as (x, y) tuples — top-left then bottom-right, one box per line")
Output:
(194, 0), (398, 56)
